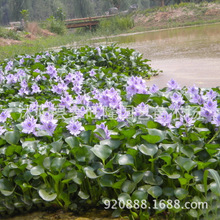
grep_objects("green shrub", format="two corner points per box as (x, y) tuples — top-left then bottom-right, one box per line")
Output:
(97, 15), (134, 34)
(42, 16), (66, 35)
(0, 27), (20, 40)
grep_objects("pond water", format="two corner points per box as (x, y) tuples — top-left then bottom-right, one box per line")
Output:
(95, 23), (220, 88)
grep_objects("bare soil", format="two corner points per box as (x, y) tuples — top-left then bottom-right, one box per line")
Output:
(133, 3), (220, 31)
(0, 22), (55, 46)
(0, 37), (22, 46)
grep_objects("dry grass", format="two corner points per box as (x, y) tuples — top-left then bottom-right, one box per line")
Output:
(26, 22), (55, 37)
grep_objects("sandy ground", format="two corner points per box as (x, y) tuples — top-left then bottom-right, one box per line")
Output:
(148, 58), (220, 88)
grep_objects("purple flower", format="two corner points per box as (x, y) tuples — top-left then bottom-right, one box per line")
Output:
(89, 69), (96, 77)
(41, 101), (55, 111)
(169, 92), (185, 111)
(21, 116), (37, 134)
(72, 85), (82, 94)
(35, 75), (41, 81)
(0, 110), (10, 123)
(96, 47), (101, 56)
(170, 92), (183, 103)
(64, 73), (74, 84)
(39, 120), (57, 136)
(5, 61), (13, 71)
(28, 101), (38, 112)
(98, 88), (121, 108)
(52, 85), (63, 94)
(126, 76), (147, 98)
(40, 112), (54, 123)
(133, 102), (151, 117)
(116, 106), (130, 122)
(96, 122), (110, 139)
(167, 79), (180, 91)
(46, 65), (57, 78)
(20, 79), (28, 88)
(17, 69), (26, 78)
(19, 58), (24, 65)
(203, 100), (217, 113)
(33, 69), (40, 73)
(149, 84), (159, 93)
(212, 114), (220, 126)
(0, 126), (6, 135)
(35, 55), (42, 63)
(200, 108), (214, 123)
(31, 84), (41, 94)
(190, 93), (204, 105)
(75, 94), (90, 106)
(18, 87), (29, 96)
(184, 114), (195, 127)
(0, 71), (5, 84)
(156, 111), (172, 127)
(76, 106), (87, 119)
(109, 95), (122, 109)
(187, 85), (198, 95)
(92, 104), (105, 119)
(6, 74), (17, 84)
(205, 89), (217, 100)
(73, 71), (84, 84)
(59, 95), (74, 108)
(66, 120), (84, 136)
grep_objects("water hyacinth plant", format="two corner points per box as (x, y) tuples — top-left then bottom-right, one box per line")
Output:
(0, 45), (219, 219)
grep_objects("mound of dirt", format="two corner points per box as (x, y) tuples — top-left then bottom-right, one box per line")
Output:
(133, 3), (220, 29)
(0, 37), (21, 46)
(26, 22), (55, 37)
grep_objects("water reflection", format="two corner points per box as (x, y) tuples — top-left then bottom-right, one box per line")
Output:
(93, 23), (220, 87)
(113, 23), (220, 59)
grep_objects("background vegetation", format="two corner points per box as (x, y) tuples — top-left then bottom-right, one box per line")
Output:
(0, 0), (217, 25)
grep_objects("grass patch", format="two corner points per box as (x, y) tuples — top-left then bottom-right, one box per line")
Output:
(0, 27), (20, 40)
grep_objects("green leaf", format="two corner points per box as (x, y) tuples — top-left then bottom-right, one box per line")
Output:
(78, 191), (89, 200)
(174, 188), (188, 200)
(118, 154), (134, 166)
(142, 134), (160, 144)
(30, 165), (44, 176)
(180, 146), (194, 158)
(138, 144), (158, 157)
(38, 189), (57, 201)
(65, 136), (79, 148)
(120, 129), (136, 139)
(175, 156), (197, 172)
(51, 139), (63, 153)
(121, 180), (136, 194)
(118, 193), (131, 204)
(163, 187), (174, 197)
(132, 172), (145, 184)
(204, 169), (220, 196)
(147, 186), (162, 198)
(159, 153), (171, 165)
(50, 157), (66, 172)
(131, 190), (148, 202)
(100, 175), (115, 187)
(0, 179), (14, 196)
(67, 170), (84, 185)
(144, 171), (163, 185)
(5, 130), (20, 145)
(147, 129), (166, 142)
(132, 94), (150, 105)
(100, 139), (121, 150)
(84, 167), (98, 179)
(112, 178), (126, 189)
(91, 144), (112, 163)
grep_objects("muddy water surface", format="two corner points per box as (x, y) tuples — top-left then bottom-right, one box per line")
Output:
(100, 23), (220, 88)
